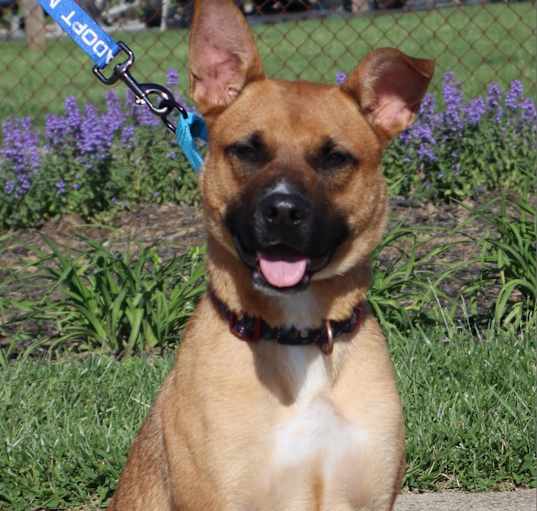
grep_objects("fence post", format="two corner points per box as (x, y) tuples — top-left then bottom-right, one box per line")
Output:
(21, 0), (47, 51)
(160, 0), (169, 31)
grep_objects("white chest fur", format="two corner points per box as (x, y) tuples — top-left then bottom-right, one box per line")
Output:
(273, 394), (368, 468)
(270, 345), (368, 505)
(265, 290), (368, 505)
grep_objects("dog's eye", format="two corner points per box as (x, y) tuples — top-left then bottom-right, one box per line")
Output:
(309, 138), (358, 174)
(225, 133), (271, 167)
(226, 143), (259, 163)
(313, 147), (358, 173)
(322, 150), (356, 169)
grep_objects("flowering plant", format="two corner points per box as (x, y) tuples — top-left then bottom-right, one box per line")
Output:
(383, 73), (537, 201)
(1, 71), (536, 228)
(0, 69), (198, 229)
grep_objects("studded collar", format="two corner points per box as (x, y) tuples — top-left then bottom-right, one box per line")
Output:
(209, 289), (363, 355)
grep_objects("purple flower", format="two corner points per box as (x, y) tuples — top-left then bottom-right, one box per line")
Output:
(120, 125), (135, 145)
(56, 179), (66, 194)
(442, 72), (463, 131)
(104, 90), (125, 133)
(486, 82), (502, 112)
(419, 93), (436, 119)
(335, 71), (347, 85)
(78, 104), (113, 159)
(520, 98), (537, 122)
(4, 180), (15, 195)
(399, 130), (410, 144)
(124, 90), (137, 117)
(410, 123), (436, 144)
(505, 80), (523, 110)
(134, 103), (160, 127)
(44, 114), (69, 147)
(0, 117), (41, 176)
(167, 68), (180, 87)
(464, 96), (486, 126)
(64, 96), (82, 132)
(16, 174), (32, 198)
(417, 144), (436, 162)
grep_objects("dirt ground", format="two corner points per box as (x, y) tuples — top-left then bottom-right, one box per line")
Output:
(396, 488), (535, 511)
(3, 191), (516, 332)
(0, 195), (490, 300)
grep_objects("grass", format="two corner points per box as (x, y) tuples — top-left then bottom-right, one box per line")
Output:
(0, 240), (206, 362)
(398, 326), (536, 491)
(0, 3), (535, 121)
(0, 324), (534, 510)
(474, 195), (537, 328)
(0, 355), (172, 509)
(38, 240), (206, 358)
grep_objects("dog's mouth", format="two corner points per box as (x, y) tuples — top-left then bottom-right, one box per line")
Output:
(257, 251), (308, 288)
(234, 239), (331, 292)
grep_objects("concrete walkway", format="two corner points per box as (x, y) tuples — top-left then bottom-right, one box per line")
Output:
(395, 489), (535, 511)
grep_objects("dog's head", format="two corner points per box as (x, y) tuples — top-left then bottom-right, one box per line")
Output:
(189, 0), (433, 296)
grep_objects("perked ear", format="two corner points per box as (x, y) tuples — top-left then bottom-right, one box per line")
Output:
(189, 0), (264, 117)
(342, 48), (434, 140)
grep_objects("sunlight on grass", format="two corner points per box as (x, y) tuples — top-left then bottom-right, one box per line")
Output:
(0, 326), (534, 509)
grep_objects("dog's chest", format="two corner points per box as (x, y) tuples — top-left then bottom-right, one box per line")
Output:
(268, 346), (368, 503)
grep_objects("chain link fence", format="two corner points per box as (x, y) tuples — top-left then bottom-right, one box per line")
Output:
(0, 0), (535, 121)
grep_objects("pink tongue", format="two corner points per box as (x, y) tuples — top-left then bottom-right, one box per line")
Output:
(258, 255), (308, 288)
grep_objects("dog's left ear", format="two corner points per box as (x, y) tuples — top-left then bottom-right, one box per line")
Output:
(342, 48), (434, 140)
(189, 0), (264, 118)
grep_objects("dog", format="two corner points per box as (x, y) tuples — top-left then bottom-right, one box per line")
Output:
(107, 1), (434, 509)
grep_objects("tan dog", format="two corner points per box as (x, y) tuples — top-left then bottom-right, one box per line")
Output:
(107, 1), (433, 509)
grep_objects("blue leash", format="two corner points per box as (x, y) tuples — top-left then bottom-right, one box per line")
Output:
(35, 0), (207, 171)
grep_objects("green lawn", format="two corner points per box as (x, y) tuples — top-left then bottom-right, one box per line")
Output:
(0, 325), (534, 510)
(0, 2), (535, 122)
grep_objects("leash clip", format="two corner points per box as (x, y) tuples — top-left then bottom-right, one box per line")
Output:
(92, 41), (188, 133)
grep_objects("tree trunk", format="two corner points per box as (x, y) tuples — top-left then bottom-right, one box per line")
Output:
(21, 0), (47, 51)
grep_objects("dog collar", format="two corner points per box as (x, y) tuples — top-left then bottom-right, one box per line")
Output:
(209, 289), (363, 355)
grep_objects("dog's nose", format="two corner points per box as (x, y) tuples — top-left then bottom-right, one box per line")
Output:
(260, 192), (311, 229)
(261, 195), (306, 226)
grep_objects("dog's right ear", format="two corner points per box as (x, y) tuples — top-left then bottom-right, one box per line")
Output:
(189, 0), (264, 118)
